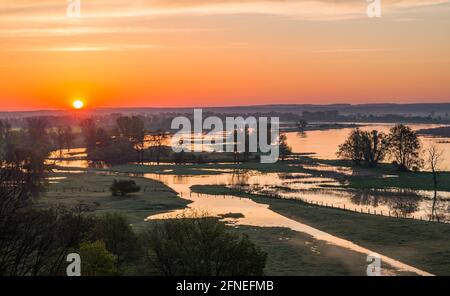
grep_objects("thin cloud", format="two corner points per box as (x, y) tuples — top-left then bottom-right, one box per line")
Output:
(1, 0), (448, 21)
(1, 0), (448, 52)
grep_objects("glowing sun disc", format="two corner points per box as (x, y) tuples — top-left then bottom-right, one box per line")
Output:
(72, 100), (84, 110)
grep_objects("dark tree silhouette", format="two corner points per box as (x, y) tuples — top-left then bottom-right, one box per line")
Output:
(389, 124), (423, 171)
(140, 213), (267, 276)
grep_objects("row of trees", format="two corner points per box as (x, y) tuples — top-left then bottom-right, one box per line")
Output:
(51, 125), (75, 155)
(81, 116), (169, 166)
(81, 115), (293, 165)
(337, 124), (423, 171)
(0, 118), (55, 196)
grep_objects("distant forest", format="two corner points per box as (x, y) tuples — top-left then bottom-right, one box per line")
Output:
(1, 107), (449, 132)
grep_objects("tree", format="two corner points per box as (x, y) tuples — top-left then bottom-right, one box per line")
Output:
(148, 130), (168, 165)
(140, 213), (267, 276)
(0, 120), (11, 165)
(78, 241), (118, 276)
(92, 213), (140, 270)
(337, 128), (365, 165)
(53, 126), (66, 156)
(110, 179), (141, 196)
(337, 129), (389, 167)
(296, 120), (307, 131)
(426, 145), (444, 221)
(388, 124), (423, 171)
(80, 119), (97, 150)
(116, 116), (146, 163)
(361, 130), (390, 167)
(63, 125), (75, 151)
(0, 168), (92, 276)
(278, 133), (292, 161)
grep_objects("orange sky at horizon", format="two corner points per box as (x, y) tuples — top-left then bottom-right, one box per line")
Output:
(1, 0), (450, 111)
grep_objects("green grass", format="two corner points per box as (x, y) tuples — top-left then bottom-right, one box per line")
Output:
(346, 171), (450, 192)
(231, 226), (374, 276)
(110, 158), (317, 176)
(191, 185), (450, 275)
(39, 173), (191, 229)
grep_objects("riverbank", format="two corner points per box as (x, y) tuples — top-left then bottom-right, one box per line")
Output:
(417, 126), (450, 138)
(191, 185), (450, 275)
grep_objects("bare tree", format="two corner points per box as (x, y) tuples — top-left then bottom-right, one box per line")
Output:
(148, 130), (168, 165)
(63, 125), (75, 152)
(426, 144), (444, 221)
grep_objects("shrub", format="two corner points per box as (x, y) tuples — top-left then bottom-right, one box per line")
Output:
(78, 241), (118, 276)
(92, 213), (140, 270)
(110, 179), (141, 196)
(140, 212), (267, 276)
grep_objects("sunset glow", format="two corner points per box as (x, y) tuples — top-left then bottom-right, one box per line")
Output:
(0, 1), (449, 110)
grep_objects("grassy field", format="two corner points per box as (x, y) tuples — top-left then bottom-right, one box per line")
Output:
(233, 226), (374, 276)
(232, 225), (415, 275)
(38, 172), (385, 275)
(191, 185), (450, 275)
(110, 158), (318, 176)
(346, 171), (450, 192)
(39, 172), (191, 229)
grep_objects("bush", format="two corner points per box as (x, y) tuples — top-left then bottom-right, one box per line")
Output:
(140, 212), (267, 276)
(110, 179), (141, 196)
(92, 213), (140, 271)
(78, 241), (118, 276)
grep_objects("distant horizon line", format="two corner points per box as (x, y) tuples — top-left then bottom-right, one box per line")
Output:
(2, 101), (450, 114)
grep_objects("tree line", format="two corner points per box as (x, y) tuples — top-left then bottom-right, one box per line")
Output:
(81, 116), (169, 166)
(337, 124), (423, 171)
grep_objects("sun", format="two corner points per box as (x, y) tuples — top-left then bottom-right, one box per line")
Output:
(72, 99), (85, 110)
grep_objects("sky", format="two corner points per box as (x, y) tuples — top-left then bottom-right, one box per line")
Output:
(1, 0), (450, 111)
